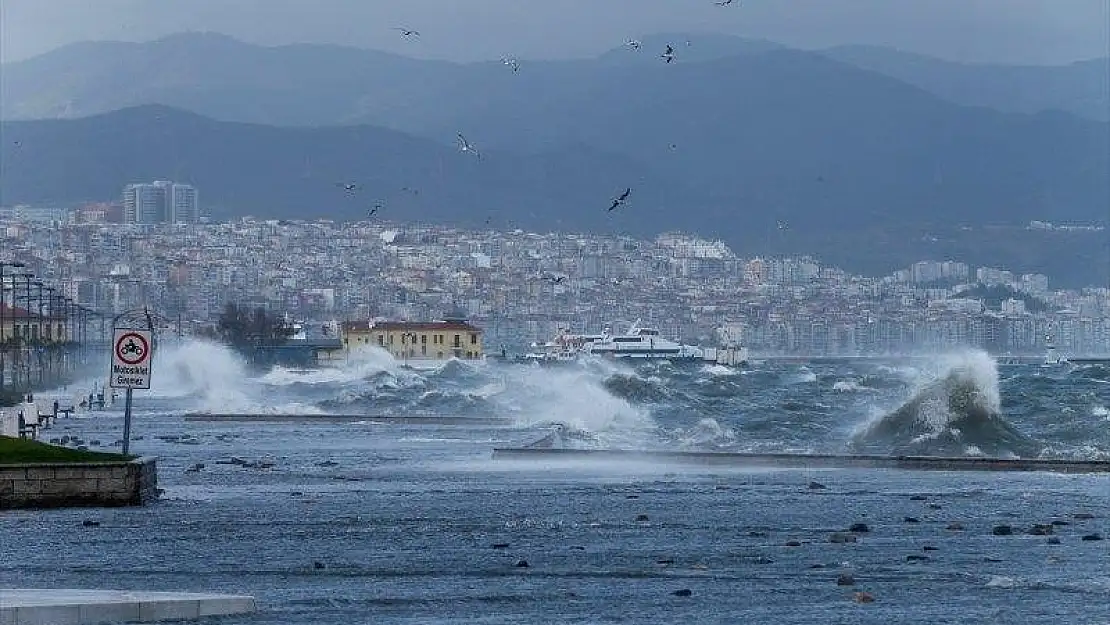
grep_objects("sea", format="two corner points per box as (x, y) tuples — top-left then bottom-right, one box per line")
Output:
(2, 340), (1109, 624)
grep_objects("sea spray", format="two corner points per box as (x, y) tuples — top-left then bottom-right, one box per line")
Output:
(850, 349), (1040, 457)
(495, 361), (656, 447)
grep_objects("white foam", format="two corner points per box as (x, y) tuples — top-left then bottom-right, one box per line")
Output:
(495, 361), (656, 447)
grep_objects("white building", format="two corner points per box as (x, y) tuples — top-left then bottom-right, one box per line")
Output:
(122, 181), (199, 224)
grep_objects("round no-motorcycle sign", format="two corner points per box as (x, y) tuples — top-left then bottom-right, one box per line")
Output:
(110, 329), (153, 389)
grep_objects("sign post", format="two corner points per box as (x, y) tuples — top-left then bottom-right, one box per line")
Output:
(109, 327), (153, 455)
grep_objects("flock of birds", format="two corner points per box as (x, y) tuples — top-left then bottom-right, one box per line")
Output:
(337, 0), (741, 223)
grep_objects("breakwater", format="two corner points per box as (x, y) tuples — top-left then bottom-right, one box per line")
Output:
(0, 456), (158, 509)
(491, 447), (1110, 474)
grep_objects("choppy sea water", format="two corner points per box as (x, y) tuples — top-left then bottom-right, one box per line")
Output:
(2, 341), (1109, 624)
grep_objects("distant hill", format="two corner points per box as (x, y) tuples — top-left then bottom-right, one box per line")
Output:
(821, 45), (1110, 122)
(0, 105), (722, 236)
(2, 105), (1108, 286)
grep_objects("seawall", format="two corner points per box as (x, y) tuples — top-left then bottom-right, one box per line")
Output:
(0, 457), (158, 509)
(491, 448), (1110, 474)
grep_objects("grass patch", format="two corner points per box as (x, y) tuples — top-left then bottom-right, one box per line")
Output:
(0, 436), (133, 464)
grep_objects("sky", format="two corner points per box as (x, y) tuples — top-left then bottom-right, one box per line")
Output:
(2, 0), (1108, 66)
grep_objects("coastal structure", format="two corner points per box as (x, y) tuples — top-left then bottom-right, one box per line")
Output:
(342, 318), (484, 364)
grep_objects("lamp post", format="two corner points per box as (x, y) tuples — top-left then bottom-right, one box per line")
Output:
(0, 261), (26, 394)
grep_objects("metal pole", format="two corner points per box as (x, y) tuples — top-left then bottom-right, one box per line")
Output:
(122, 387), (134, 456)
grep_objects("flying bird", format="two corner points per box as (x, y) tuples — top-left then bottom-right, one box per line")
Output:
(608, 187), (632, 211)
(716, 0), (735, 6)
(335, 182), (360, 192)
(456, 133), (481, 159)
(401, 186), (420, 196)
(661, 44), (675, 64)
(501, 57), (520, 72)
(369, 201), (384, 217)
(394, 28), (420, 38)
(625, 39), (642, 50)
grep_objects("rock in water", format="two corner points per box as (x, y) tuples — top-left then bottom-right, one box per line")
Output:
(672, 589), (692, 597)
(848, 356), (1041, 457)
(992, 525), (1013, 536)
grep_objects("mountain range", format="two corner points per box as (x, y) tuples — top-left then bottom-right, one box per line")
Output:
(3, 32), (1106, 124)
(1, 33), (1107, 283)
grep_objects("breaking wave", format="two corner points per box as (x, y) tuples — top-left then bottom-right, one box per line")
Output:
(849, 350), (1041, 458)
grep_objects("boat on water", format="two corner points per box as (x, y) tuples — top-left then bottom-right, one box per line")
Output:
(1043, 344), (1069, 366)
(519, 320), (749, 366)
(584, 320), (704, 360)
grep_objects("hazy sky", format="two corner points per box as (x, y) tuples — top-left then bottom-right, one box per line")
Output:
(2, 0), (1107, 65)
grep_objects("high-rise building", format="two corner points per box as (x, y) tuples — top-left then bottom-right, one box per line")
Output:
(122, 181), (199, 224)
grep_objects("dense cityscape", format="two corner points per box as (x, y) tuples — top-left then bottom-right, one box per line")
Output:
(2, 192), (1108, 357)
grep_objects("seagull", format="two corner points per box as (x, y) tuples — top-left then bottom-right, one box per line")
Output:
(661, 44), (675, 64)
(456, 133), (481, 159)
(625, 39), (642, 50)
(501, 57), (520, 72)
(401, 186), (420, 196)
(716, 0), (735, 6)
(335, 182), (360, 192)
(608, 187), (632, 211)
(369, 201), (384, 217)
(394, 28), (420, 38)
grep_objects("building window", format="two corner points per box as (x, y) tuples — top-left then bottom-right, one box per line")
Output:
(421, 334), (427, 344)
(470, 333), (477, 344)
(421, 345), (427, 356)
(377, 335), (384, 346)
(454, 334), (461, 347)
(388, 335), (394, 344)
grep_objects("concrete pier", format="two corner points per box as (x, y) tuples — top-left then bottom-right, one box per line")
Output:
(490, 447), (1110, 474)
(0, 589), (255, 625)
(183, 413), (510, 426)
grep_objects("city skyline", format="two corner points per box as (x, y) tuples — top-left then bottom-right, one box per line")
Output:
(1, 213), (1107, 357)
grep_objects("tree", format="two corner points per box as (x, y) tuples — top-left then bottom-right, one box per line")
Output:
(215, 303), (293, 354)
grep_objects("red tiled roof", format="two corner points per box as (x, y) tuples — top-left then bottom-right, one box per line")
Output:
(0, 303), (64, 320)
(343, 320), (482, 333)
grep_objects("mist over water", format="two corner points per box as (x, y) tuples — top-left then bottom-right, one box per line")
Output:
(71, 339), (1110, 459)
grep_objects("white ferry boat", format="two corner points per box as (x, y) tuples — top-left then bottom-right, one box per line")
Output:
(584, 320), (705, 360)
(518, 321), (748, 366)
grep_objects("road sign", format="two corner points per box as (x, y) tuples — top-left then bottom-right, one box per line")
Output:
(110, 328), (153, 389)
